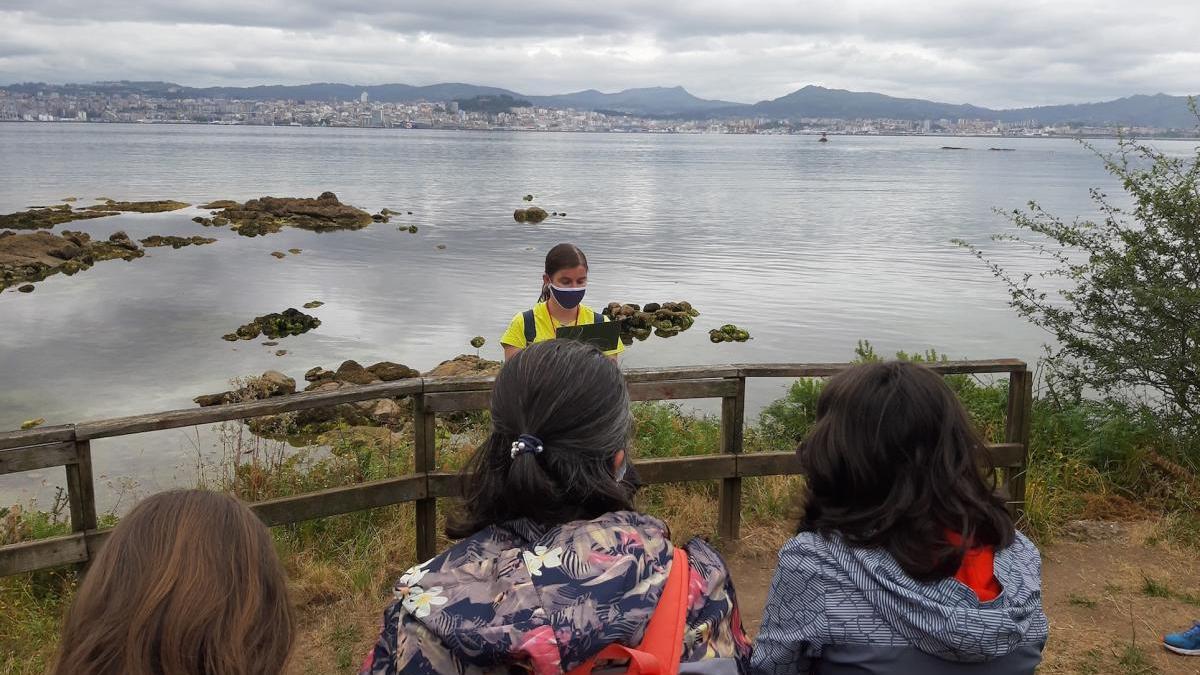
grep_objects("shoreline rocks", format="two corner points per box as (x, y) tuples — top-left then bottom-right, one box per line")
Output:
(1, 229), (144, 291)
(512, 206), (549, 223)
(0, 204), (117, 230)
(709, 324), (751, 343)
(140, 235), (217, 249)
(603, 301), (699, 343)
(209, 192), (374, 237)
(85, 199), (190, 213)
(221, 308), (321, 342)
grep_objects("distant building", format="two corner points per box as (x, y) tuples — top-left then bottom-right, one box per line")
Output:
(360, 91), (369, 103)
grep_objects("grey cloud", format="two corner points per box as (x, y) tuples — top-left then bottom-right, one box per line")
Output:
(0, 0), (1197, 108)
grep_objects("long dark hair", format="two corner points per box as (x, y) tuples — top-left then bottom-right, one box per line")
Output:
(447, 339), (634, 538)
(796, 361), (1014, 581)
(538, 243), (589, 303)
(53, 489), (294, 675)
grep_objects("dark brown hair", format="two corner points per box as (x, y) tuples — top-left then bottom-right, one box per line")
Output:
(53, 489), (294, 675)
(797, 361), (1014, 581)
(539, 243), (589, 302)
(448, 339), (635, 538)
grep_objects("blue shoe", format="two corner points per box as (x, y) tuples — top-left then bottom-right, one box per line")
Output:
(1164, 622), (1200, 656)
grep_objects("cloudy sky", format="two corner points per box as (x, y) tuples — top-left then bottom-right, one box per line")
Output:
(2, 0), (1198, 108)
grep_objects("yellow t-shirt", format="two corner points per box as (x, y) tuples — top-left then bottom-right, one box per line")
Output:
(501, 302), (625, 356)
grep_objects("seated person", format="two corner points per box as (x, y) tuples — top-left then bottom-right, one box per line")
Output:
(752, 361), (1048, 675)
(363, 340), (749, 673)
(53, 489), (294, 675)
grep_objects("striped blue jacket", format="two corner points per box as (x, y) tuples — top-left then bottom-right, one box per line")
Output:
(751, 531), (1048, 675)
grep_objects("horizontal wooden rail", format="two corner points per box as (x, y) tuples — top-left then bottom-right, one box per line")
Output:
(0, 359), (1032, 577)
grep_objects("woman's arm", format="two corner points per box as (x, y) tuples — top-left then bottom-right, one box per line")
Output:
(503, 344), (522, 361)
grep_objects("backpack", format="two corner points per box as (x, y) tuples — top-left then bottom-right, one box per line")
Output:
(565, 547), (691, 675)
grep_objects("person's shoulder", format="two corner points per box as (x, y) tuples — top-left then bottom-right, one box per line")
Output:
(776, 530), (839, 576)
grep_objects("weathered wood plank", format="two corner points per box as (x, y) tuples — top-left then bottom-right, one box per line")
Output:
(718, 378), (747, 541)
(737, 452), (802, 477)
(0, 441), (77, 475)
(426, 390), (491, 413)
(631, 379), (737, 402)
(65, 440), (98, 538)
(412, 394), (438, 561)
(623, 366), (742, 383)
(736, 359), (1026, 378)
(635, 455), (735, 484)
(427, 472), (464, 499)
(0, 424), (74, 451)
(0, 533), (88, 576)
(987, 442), (1026, 469)
(422, 375), (498, 393)
(251, 475), (427, 526)
(75, 379), (424, 440)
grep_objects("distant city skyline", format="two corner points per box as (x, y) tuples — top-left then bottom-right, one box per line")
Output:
(1, 0), (1198, 109)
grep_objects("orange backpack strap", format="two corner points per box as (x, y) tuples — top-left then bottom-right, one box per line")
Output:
(566, 546), (691, 674)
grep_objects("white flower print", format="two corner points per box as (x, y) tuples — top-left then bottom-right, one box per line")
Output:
(397, 562), (429, 589)
(522, 545), (564, 577)
(401, 586), (448, 618)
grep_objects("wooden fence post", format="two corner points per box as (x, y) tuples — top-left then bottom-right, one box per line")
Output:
(412, 394), (437, 561)
(63, 434), (98, 570)
(1003, 369), (1033, 521)
(717, 376), (747, 542)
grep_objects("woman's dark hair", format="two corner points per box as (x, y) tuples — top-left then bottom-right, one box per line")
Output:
(538, 242), (589, 302)
(53, 489), (294, 675)
(448, 339), (634, 538)
(797, 361), (1014, 582)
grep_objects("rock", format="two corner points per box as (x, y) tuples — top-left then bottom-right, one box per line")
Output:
(288, 248), (302, 255)
(140, 235), (217, 249)
(270, 251), (286, 259)
(85, 200), (190, 213)
(380, 208), (397, 216)
(470, 336), (486, 349)
(426, 354), (502, 378)
(367, 361), (421, 381)
(260, 370), (296, 395)
(192, 216), (213, 226)
(275, 349), (288, 356)
(305, 366), (334, 382)
(408, 225), (418, 233)
(512, 207), (549, 224)
(225, 308), (321, 341)
(367, 399), (407, 425)
(194, 370), (295, 407)
(199, 200), (239, 209)
(62, 197), (77, 202)
(407, 211), (412, 215)
(372, 212), (391, 223)
(262, 341), (279, 346)
(1062, 520), (1124, 541)
(0, 204), (117, 230)
(437, 244), (447, 250)
(335, 360), (377, 385)
(941, 146), (968, 151)
(17, 284), (34, 293)
(559, 212), (567, 217)
(523, 194), (534, 201)
(1, 230), (144, 291)
(302, 300), (323, 309)
(210, 193), (373, 237)
(211, 217), (230, 226)
(20, 418), (45, 430)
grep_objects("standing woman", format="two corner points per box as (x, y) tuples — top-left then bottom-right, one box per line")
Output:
(501, 243), (624, 360)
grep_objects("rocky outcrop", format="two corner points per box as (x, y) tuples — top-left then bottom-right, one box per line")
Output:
(85, 199), (190, 213)
(709, 324), (751, 343)
(512, 206), (549, 223)
(210, 192), (373, 237)
(603, 301), (699, 342)
(194, 370), (297, 407)
(200, 200), (239, 209)
(221, 308), (321, 342)
(0, 204), (116, 230)
(1, 230), (144, 291)
(426, 354), (502, 378)
(140, 235), (217, 248)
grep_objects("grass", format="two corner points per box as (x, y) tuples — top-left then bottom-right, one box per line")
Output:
(1068, 593), (1099, 609)
(1140, 574), (1200, 607)
(2, 342), (1199, 672)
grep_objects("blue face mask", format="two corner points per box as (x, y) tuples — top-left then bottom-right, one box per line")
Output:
(549, 284), (586, 309)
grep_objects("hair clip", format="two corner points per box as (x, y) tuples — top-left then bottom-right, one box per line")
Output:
(510, 434), (545, 458)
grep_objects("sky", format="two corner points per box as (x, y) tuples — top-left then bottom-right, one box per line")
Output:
(1, 0), (1198, 109)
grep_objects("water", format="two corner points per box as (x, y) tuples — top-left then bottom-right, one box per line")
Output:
(1, 124), (1193, 508)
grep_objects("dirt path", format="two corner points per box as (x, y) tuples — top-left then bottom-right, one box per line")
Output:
(291, 520), (1200, 674)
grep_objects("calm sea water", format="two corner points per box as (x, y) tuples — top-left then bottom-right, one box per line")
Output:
(1, 124), (1192, 509)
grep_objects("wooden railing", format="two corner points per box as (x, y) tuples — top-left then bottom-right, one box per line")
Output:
(0, 359), (1033, 577)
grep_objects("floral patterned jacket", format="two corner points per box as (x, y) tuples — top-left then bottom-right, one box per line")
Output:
(362, 511), (751, 674)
